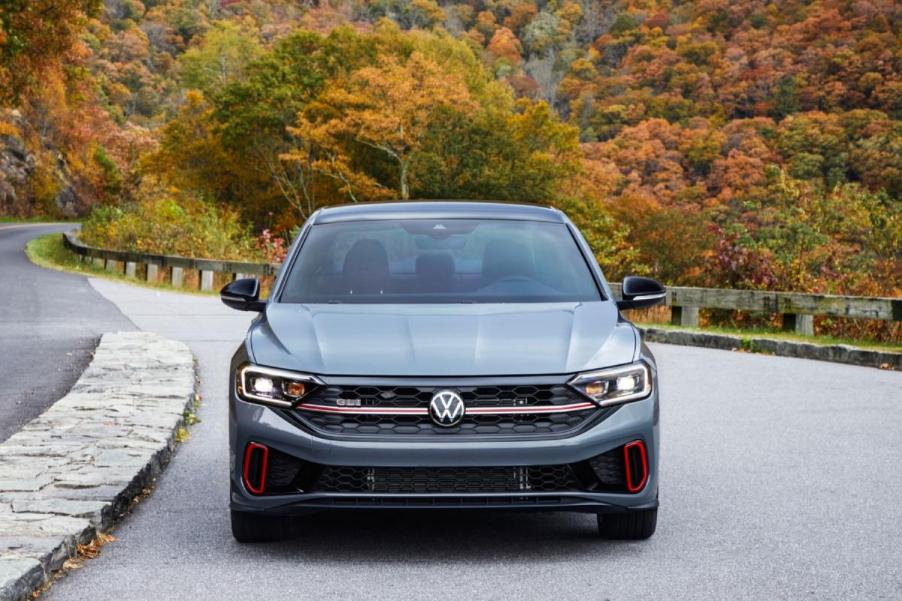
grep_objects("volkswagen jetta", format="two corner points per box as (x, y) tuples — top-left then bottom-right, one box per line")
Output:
(221, 202), (665, 542)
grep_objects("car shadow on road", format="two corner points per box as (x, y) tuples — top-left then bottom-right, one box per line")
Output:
(249, 510), (641, 561)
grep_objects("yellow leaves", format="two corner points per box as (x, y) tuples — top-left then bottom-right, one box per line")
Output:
(556, 1), (584, 27)
(283, 48), (479, 200)
(487, 27), (523, 66)
(0, 119), (20, 137)
(410, 0), (446, 28)
(184, 89), (207, 108)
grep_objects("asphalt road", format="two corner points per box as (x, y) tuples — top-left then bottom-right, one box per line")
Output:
(32, 276), (901, 601)
(0, 224), (133, 442)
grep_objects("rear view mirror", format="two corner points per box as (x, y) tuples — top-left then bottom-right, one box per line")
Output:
(617, 276), (666, 310)
(221, 278), (266, 312)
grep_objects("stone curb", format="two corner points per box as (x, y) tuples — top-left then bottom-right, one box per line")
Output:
(640, 327), (901, 370)
(0, 332), (196, 601)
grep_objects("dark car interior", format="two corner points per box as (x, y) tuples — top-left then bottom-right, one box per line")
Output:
(340, 238), (543, 295)
(279, 220), (602, 303)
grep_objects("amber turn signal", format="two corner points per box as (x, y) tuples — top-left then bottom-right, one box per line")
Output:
(284, 381), (306, 398)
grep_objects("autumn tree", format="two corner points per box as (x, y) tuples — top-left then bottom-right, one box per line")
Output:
(0, 0), (101, 104)
(178, 21), (262, 95)
(487, 27), (523, 67)
(203, 28), (377, 221)
(286, 50), (478, 201)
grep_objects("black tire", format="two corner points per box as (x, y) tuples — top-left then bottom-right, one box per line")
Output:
(597, 508), (657, 540)
(230, 510), (290, 543)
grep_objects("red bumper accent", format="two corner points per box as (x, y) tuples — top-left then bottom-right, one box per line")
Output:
(242, 442), (269, 495)
(623, 440), (648, 493)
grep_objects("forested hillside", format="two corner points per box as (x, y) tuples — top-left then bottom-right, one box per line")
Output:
(1, 1), (900, 312)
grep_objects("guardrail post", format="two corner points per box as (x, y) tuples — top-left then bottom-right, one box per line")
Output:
(146, 264), (159, 282)
(124, 261), (137, 278)
(671, 306), (699, 327)
(170, 267), (184, 288)
(782, 313), (814, 336)
(92, 257), (104, 268)
(104, 259), (116, 272)
(199, 270), (214, 292)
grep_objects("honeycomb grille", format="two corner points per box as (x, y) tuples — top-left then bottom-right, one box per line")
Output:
(294, 384), (597, 438)
(313, 465), (581, 493)
(587, 447), (627, 491)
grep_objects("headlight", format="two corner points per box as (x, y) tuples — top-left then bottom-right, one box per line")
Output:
(569, 361), (653, 407)
(236, 364), (321, 408)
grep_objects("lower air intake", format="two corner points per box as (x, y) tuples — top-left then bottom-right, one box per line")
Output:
(313, 464), (581, 494)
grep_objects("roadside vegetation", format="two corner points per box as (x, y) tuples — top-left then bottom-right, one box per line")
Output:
(79, 194), (259, 259)
(2, 0), (900, 343)
(26, 232), (220, 296)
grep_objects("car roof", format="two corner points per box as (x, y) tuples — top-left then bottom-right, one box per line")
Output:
(312, 201), (565, 224)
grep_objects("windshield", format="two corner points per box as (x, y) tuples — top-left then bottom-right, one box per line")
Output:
(279, 219), (601, 304)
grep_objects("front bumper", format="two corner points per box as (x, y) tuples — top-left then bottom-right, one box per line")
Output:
(229, 383), (660, 514)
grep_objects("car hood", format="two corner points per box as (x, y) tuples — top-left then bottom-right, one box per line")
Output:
(249, 302), (636, 377)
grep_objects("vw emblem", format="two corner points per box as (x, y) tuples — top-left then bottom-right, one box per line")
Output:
(429, 390), (465, 427)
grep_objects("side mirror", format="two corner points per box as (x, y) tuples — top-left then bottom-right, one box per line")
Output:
(221, 278), (266, 312)
(617, 276), (666, 310)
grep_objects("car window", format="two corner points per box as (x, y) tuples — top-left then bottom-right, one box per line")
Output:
(279, 219), (601, 303)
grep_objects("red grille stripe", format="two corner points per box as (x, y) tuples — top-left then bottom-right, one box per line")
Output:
(297, 404), (428, 415)
(295, 401), (596, 416)
(466, 402), (596, 414)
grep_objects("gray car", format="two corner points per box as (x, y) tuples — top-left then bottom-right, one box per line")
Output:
(221, 201), (666, 542)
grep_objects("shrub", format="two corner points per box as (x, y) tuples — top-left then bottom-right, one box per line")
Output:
(80, 192), (258, 260)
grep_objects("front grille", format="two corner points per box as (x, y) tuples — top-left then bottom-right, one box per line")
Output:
(314, 465), (581, 493)
(292, 383), (599, 438)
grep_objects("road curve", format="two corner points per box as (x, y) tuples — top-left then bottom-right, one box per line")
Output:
(24, 276), (902, 601)
(0, 224), (133, 443)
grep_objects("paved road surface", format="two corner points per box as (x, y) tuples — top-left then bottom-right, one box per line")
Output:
(37, 277), (901, 601)
(0, 224), (132, 442)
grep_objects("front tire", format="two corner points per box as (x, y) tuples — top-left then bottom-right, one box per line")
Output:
(597, 508), (657, 540)
(230, 510), (290, 543)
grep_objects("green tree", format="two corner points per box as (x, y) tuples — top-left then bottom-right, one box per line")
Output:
(178, 21), (262, 95)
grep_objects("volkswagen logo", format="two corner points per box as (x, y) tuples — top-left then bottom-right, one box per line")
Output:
(429, 390), (465, 427)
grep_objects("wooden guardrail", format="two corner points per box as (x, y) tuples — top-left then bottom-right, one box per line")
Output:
(62, 231), (280, 291)
(609, 283), (901, 335)
(64, 232), (900, 334)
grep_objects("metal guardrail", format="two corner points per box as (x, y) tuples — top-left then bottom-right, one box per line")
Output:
(63, 231), (900, 334)
(63, 231), (280, 291)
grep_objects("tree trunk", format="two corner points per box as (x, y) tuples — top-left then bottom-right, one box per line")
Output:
(400, 158), (410, 200)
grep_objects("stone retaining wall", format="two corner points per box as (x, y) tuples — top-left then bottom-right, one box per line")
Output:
(0, 332), (195, 601)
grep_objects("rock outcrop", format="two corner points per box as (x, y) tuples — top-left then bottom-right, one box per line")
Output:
(0, 111), (35, 215)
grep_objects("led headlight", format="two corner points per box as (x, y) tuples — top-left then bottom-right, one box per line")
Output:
(569, 361), (652, 407)
(237, 364), (321, 408)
